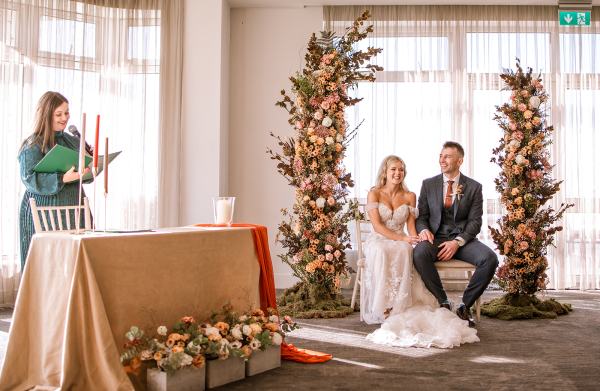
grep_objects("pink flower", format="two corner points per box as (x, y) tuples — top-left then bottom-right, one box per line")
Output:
(327, 196), (335, 206)
(325, 253), (334, 261)
(314, 110), (323, 121)
(320, 101), (330, 110)
(518, 103), (527, 112)
(334, 250), (341, 258)
(295, 121), (304, 129)
(509, 122), (517, 131)
(324, 244), (333, 251)
(513, 131), (524, 141)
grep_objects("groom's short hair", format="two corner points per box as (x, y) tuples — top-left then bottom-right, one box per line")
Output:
(443, 141), (464, 157)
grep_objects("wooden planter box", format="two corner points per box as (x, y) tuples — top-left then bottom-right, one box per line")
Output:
(147, 366), (205, 391)
(245, 345), (281, 376)
(205, 356), (245, 389)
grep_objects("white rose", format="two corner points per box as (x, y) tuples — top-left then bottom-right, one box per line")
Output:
(316, 197), (326, 209)
(205, 327), (220, 337)
(314, 110), (323, 120)
(230, 340), (242, 349)
(271, 333), (283, 345)
(509, 139), (520, 148)
(335, 134), (343, 142)
(238, 315), (248, 322)
(242, 324), (252, 336)
(529, 96), (541, 109)
(515, 154), (525, 165)
(231, 325), (243, 340)
(325, 137), (334, 145)
(157, 326), (167, 336)
(269, 315), (279, 323)
(322, 116), (333, 127)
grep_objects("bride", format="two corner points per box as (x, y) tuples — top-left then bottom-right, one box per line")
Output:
(361, 155), (478, 348)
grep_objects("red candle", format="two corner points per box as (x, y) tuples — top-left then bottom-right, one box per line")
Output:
(93, 114), (100, 172)
(104, 137), (109, 194)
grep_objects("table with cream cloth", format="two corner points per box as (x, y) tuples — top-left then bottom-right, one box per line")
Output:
(0, 227), (262, 391)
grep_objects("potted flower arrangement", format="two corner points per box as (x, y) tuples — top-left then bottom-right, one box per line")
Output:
(121, 308), (298, 390)
(121, 316), (207, 391)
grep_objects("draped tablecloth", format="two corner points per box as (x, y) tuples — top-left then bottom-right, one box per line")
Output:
(0, 227), (262, 391)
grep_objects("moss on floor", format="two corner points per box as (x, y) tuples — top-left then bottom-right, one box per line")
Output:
(482, 293), (572, 320)
(277, 282), (354, 318)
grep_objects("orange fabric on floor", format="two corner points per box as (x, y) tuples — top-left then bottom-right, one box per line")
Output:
(281, 343), (333, 363)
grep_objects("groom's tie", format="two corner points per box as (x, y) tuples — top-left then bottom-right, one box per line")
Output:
(444, 180), (454, 209)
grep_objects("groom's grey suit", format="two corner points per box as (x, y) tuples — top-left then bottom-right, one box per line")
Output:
(414, 173), (498, 308)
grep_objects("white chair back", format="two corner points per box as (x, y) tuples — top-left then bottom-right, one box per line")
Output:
(29, 197), (92, 233)
(350, 199), (370, 311)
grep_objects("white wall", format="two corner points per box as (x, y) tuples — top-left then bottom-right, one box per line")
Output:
(181, 0), (230, 225)
(229, 6), (323, 287)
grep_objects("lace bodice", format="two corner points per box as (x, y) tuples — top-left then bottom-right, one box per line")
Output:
(366, 203), (418, 234)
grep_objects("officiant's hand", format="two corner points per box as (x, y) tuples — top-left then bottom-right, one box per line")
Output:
(437, 240), (459, 261)
(419, 229), (434, 244)
(63, 166), (90, 183)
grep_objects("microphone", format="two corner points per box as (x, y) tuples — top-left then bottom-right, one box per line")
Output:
(68, 125), (93, 155)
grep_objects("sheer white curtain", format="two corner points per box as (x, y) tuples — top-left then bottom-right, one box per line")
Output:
(325, 5), (600, 290)
(0, 0), (182, 305)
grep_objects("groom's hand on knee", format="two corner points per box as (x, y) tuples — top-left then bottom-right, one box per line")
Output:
(437, 240), (459, 261)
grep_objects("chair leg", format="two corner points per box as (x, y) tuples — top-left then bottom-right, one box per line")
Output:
(350, 265), (361, 309)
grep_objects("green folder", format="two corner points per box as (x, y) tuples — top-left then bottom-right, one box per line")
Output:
(33, 144), (121, 181)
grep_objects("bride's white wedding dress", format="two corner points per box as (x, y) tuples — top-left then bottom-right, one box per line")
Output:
(361, 203), (479, 348)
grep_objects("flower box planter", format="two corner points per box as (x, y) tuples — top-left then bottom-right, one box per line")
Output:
(147, 366), (206, 391)
(245, 345), (281, 376)
(205, 356), (245, 389)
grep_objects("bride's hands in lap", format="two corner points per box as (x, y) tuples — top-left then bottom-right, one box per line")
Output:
(398, 234), (420, 245)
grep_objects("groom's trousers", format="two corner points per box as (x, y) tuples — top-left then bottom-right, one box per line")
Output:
(413, 238), (498, 308)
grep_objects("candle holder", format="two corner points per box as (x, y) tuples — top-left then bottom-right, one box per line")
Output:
(213, 196), (235, 226)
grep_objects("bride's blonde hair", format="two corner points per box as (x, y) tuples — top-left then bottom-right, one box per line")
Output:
(374, 155), (409, 191)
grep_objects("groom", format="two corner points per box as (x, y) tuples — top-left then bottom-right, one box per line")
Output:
(414, 141), (498, 326)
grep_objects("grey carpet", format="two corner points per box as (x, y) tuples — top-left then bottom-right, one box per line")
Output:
(1, 290), (598, 390)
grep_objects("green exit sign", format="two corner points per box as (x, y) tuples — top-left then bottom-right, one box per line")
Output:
(559, 10), (591, 26)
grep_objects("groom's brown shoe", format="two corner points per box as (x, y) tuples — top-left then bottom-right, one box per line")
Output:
(456, 304), (476, 328)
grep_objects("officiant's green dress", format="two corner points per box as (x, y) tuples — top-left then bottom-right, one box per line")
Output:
(18, 131), (91, 270)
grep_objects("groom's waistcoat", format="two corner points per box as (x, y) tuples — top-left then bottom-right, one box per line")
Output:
(438, 204), (460, 240)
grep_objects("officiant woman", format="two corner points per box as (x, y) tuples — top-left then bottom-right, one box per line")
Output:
(17, 91), (92, 270)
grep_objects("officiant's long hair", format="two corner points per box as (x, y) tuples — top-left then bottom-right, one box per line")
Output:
(20, 91), (69, 153)
(374, 155), (409, 192)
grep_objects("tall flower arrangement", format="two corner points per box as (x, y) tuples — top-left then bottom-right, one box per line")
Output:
(484, 60), (573, 319)
(267, 11), (382, 317)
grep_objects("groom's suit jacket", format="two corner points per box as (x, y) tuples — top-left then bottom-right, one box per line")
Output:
(415, 173), (483, 243)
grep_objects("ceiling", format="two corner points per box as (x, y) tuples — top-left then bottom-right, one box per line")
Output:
(228, 0), (600, 8)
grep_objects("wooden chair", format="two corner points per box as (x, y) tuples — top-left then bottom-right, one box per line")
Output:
(350, 198), (481, 322)
(435, 260), (481, 321)
(29, 197), (92, 233)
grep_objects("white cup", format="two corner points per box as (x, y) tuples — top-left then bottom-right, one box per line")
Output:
(213, 197), (235, 226)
